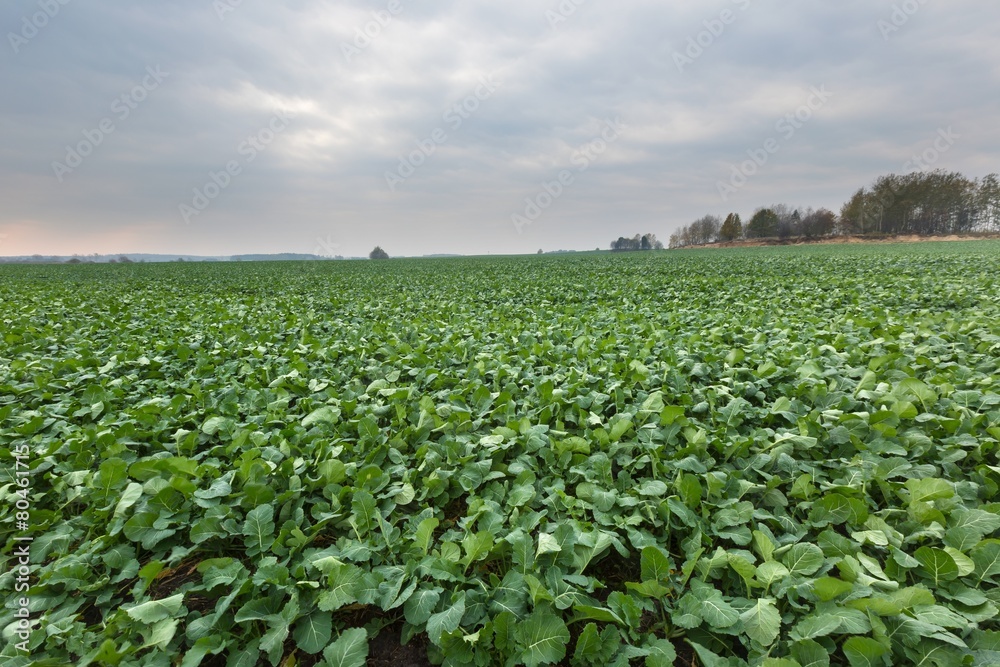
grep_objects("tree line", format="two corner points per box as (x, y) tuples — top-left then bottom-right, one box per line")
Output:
(669, 170), (1000, 248)
(610, 233), (664, 251)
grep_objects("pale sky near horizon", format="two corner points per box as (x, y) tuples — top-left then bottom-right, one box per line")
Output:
(2, 0), (998, 257)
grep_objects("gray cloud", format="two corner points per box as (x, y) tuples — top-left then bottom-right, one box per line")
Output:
(1, 0), (997, 256)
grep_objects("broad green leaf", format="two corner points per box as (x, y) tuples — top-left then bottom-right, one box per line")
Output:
(536, 532), (561, 557)
(741, 598), (781, 646)
(318, 563), (361, 611)
(494, 611), (517, 654)
(783, 543), (826, 576)
(638, 480), (668, 497)
(757, 561), (790, 588)
(943, 547), (975, 576)
(791, 639), (831, 667)
(609, 416), (633, 442)
(812, 577), (854, 601)
(123, 511), (176, 549)
(641, 546), (672, 583)
(754, 530), (776, 562)
(971, 540), (1000, 578)
(113, 482), (144, 518)
(645, 637), (677, 666)
(463, 530), (494, 567)
(906, 478), (954, 504)
(690, 580), (740, 629)
(293, 611), (332, 654)
(414, 517), (439, 555)
(810, 494), (869, 527)
(322, 627), (368, 667)
(842, 637), (888, 667)
(790, 614), (842, 640)
(126, 594), (185, 624)
(201, 416), (234, 436)
(242, 504), (276, 556)
(140, 618), (178, 649)
(427, 595), (466, 645)
(303, 405), (341, 427)
(350, 490), (378, 537)
(914, 547), (959, 585)
(404, 588), (442, 626)
(516, 611), (570, 667)
(574, 623), (620, 666)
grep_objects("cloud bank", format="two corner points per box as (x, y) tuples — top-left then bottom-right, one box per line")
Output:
(1, 0), (997, 256)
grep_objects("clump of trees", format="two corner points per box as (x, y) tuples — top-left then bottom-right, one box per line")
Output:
(369, 246), (390, 260)
(720, 214), (743, 241)
(670, 207), (840, 247)
(610, 234), (664, 251)
(840, 171), (999, 236)
(668, 169), (999, 248)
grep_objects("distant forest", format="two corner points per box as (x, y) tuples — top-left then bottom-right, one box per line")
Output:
(610, 233), (664, 251)
(669, 170), (1000, 248)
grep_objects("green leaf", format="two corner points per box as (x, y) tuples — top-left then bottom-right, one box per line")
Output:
(463, 531), (495, 568)
(234, 597), (281, 622)
(536, 532), (561, 557)
(906, 478), (954, 504)
(810, 494), (869, 527)
(641, 546), (672, 583)
(123, 511), (176, 549)
(574, 623), (602, 662)
(914, 547), (959, 585)
(842, 637), (888, 667)
(404, 588), (442, 626)
(638, 480), (668, 497)
(201, 416), (234, 436)
(95, 458), (128, 500)
(294, 611), (332, 654)
(754, 530), (776, 562)
(242, 504), (276, 556)
(783, 543), (825, 576)
(322, 627), (368, 667)
(126, 594), (185, 624)
(426, 595), (466, 645)
(350, 491), (378, 537)
(690, 641), (739, 667)
(414, 517), (439, 555)
(740, 598), (781, 646)
(757, 561), (790, 588)
(812, 577), (854, 601)
(179, 636), (226, 667)
(790, 614), (842, 641)
(971, 540), (1000, 579)
(895, 378), (938, 411)
(141, 618), (179, 649)
(318, 563), (361, 611)
(791, 639), (831, 667)
(494, 611), (517, 654)
(609, 416), (633, 442)
(113, 482), (144, 518)
(645, 637), (677, 666)
(516, 611), (570, 667)
(507, 528), (535, 573)
(358, 415), (380, 440)
(943, 547), (975, 576)
(691, 581), (740, 629)
(574, 624), (621, 667)
(303, 405), (341, 427)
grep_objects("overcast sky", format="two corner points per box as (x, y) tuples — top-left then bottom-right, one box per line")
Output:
(2, 0), (998, 257)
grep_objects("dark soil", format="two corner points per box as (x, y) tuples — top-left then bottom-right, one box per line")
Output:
(368, 621), (432, 667)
